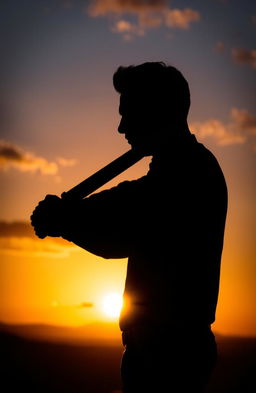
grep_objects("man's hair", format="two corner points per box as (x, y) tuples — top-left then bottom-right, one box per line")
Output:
(113, 62), (190, 120)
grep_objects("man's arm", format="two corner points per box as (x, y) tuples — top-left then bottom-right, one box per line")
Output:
(31, 180), (141, 259)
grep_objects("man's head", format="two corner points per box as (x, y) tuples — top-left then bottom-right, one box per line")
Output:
(113, 62), (191, 155)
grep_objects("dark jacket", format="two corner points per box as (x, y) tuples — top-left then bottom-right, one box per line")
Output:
(62, 135), (228, 331)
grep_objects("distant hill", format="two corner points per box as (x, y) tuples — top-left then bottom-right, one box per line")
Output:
(0, 321), (122, 345)
(1, 321), (255, 346)
(0, 330), (123, 393)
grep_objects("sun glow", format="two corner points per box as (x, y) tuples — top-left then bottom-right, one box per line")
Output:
(102, 293), (123, 318)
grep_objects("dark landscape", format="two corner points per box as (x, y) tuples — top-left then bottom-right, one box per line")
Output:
(1, 324), (255, 393)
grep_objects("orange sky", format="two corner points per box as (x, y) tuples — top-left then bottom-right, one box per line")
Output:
(1, 145), (255, 337)
(1, 0), (255, 338)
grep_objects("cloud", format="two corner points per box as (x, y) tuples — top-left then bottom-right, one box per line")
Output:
(111, 18), (147, 40)
(78, 302), (94, 308)
(0, 140), (77, 175)
(0, 237), (76, 258)
(230, 108), (256, 135)
(0, 221), (78, 258)
(113, 19), (136, 33)
(193, 119), (245, 146)
(0, 221), (35, 238)
(50, 301), (94, 308)
(232, 48), (256, 69)
(164, 8), (200, 29)
(57, 157), (78, 167)
(191, 108), (256, 149)
(88, 0), (167, 16)
(0, 140), (58, 175)
(87, 0), (200, 38)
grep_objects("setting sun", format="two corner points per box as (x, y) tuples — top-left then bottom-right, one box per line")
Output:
(102, 293), (123, 318)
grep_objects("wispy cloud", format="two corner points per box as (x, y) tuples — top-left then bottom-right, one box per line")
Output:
(51, 301), (94, 308)
(193, 119), (245, 146)
(87, 0), (200, 39)
(57, 157), (78, 167)
(78, 302), (94, 308)
(192, 108), (256, 150)
(0, 140), (58, 175)
(0, 140), (77, 175)
(88, 0), (168, 16)
(0, 237), (77, 258)
(163, 8), (200, 29)
(0, 221), (35, 238)
(0, 221), (78, 258)
(111, 18), (148, 40)
(230, 108), (256, 135)
(231, 48), (256, 69)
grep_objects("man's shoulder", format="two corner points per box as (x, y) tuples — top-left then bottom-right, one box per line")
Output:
(191, 140), (224, 174)
(116, 176), (148, 189)
(193, 142), (227, 199)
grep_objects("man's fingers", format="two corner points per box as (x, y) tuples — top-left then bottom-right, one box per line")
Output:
(32, 195), (60, 215)
(30, 194), (61, 239)
(30, 207), (48, 236)
(36, 231), (47, 239)
(33, 220), (49, 238)
(30, 208), (44, 226)
(44, 194), (60, 201)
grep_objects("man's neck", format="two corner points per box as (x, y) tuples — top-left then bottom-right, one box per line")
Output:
(152, 123), (192, 154)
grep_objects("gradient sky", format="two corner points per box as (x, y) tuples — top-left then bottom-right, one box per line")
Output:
(0, 0), (255, 336)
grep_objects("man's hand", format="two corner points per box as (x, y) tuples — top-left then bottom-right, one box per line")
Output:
(30, 194), (64, 239)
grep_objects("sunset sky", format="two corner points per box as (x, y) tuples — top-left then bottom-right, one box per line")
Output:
(0, 0), (255, 337)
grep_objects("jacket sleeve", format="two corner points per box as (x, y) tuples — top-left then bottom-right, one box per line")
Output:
(60, 179), (144, 259)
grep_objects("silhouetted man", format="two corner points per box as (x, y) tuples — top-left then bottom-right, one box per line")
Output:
(31, 62), (227, 392)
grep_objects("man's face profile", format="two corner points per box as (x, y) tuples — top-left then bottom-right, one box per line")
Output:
(118, 92), (163, 155)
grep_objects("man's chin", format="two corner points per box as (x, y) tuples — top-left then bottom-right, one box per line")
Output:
(130, 143), (153, 156)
